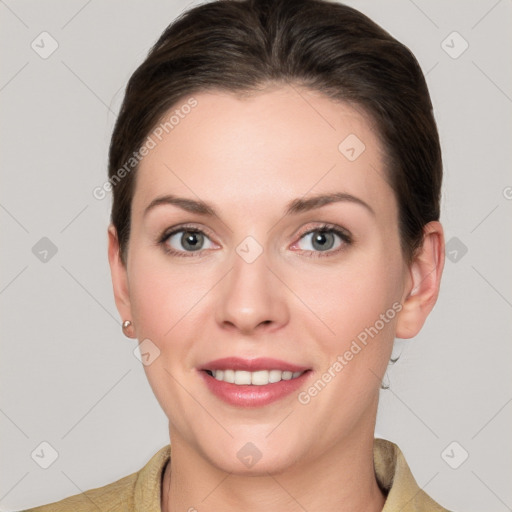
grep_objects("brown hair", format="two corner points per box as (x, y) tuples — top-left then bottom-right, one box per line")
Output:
(108, 0), (442, 264)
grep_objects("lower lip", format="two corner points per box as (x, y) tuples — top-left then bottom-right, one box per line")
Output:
(199, 370), (311, 408)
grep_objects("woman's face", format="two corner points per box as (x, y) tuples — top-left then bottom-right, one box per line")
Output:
(110, 85), (421, 473)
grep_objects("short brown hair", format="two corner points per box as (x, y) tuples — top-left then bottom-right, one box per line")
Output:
(108, 0), (442, 264)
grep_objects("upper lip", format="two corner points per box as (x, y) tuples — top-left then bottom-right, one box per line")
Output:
(201, 357), (310, 373)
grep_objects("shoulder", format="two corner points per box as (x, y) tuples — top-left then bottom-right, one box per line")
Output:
(19, 445), (171, 512)
(19, 473), (137, 512)
(374, 438), (456, 512)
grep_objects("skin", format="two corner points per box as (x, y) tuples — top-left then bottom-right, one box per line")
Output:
(108, 84), (445, 512)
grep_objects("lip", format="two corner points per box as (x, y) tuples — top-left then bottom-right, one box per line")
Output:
(198, 357), (312, 408)
(200, 357), (310, 373)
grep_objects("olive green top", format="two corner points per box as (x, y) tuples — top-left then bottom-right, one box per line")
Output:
(21, 438), (452, 511)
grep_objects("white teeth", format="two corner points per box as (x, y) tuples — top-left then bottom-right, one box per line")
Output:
(211, 369), (304, 385)
(223, 369), (235, 383)
(251, 370), (269, 385)
(269, 369), (282, 383)
(234, 370), (252, 385)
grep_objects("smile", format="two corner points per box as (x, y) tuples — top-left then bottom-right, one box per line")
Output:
(199, 357), (312, 407)
(205, 369), (305, 385)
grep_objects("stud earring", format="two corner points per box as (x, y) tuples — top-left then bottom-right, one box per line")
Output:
(122, 320), (133, 337)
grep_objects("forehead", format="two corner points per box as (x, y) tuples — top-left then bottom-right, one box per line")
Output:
(132, 85), (396, 221)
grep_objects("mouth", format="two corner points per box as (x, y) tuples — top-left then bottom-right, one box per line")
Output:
(199, 357), (312, 407)
(204, 368), (306, 385)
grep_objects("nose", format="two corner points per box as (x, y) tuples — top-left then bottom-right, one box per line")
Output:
(215, 247), (290, 335)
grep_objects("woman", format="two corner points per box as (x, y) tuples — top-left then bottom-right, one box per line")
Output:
(24, 0), (451, 510)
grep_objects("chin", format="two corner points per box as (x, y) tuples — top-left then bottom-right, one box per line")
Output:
(200, 435), (304, 476)
(216, 452), (298, 477)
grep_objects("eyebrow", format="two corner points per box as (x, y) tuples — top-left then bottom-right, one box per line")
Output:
(143, 192), (375, 218)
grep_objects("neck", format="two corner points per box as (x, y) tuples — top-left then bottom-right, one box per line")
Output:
(161, 424), (386, 512)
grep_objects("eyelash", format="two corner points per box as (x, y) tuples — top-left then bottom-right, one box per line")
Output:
(157, 223), (352, 259)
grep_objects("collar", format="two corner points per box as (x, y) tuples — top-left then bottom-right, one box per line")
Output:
(133, 438), (449, 511)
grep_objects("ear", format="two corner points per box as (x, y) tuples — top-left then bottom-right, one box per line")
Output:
(107, 224), (134, 336)
(395, 221), (445, 339)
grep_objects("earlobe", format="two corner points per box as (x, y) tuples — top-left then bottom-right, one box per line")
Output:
(395, 221), (445, 339)
(107, 225), (133, 329)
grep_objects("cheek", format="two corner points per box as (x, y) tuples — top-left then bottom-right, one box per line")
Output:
(294, 251), (402, 344)
(288, 249), (404, 407)
(128, 251), (211, 341)
(285, 253), (403, 440)
(126, 252), (211, 416)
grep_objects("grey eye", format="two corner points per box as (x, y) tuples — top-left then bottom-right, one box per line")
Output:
(166, 230), (214, 252)
(297, 230), (343, 252)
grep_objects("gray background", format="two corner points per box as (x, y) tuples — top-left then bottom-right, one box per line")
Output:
(1, 1), (511, 511)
